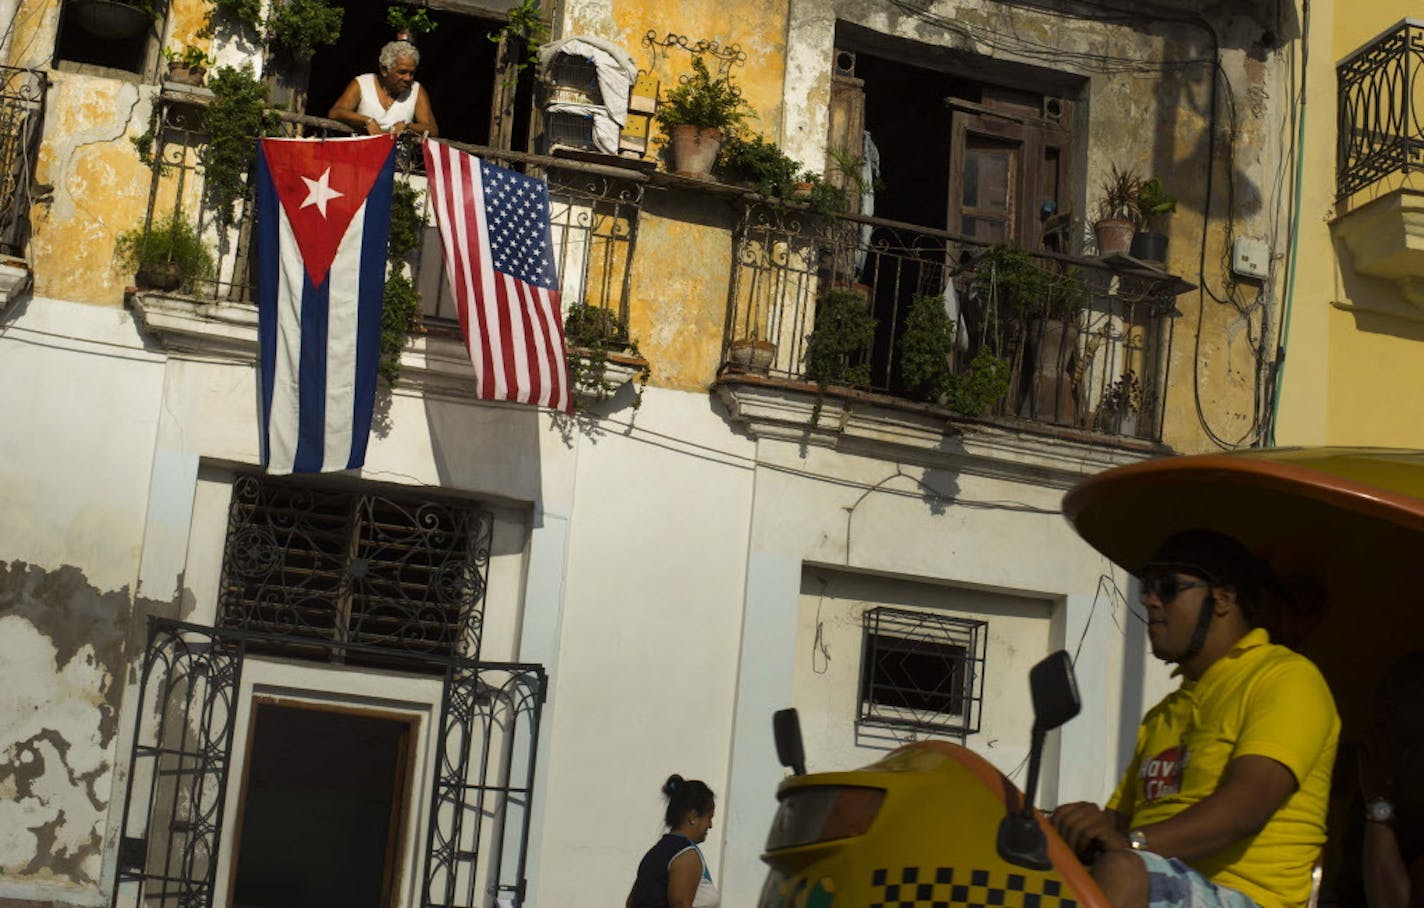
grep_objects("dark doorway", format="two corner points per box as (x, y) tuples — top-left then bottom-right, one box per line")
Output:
(307, 2), (532, 148)
(232, 702), (415, 908)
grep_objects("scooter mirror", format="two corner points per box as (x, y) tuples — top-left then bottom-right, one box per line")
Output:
(1029, 650), (1081, 733)
(772, 708), (806, 776)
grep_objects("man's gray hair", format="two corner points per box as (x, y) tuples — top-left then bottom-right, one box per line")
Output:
(379, 40), (420, 71)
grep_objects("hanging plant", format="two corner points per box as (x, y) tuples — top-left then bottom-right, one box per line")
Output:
(201, 65), (279, 231)
(379, 179), (425, 385)
(387, 5), (438, 39)
(266, 0), (344, 60)
(487, 0), (548, 82)
(211, 0), (263, 31)
(563, 302), (650, 409)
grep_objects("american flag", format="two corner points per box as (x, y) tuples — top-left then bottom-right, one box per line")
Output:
(423, 140), (572, 412)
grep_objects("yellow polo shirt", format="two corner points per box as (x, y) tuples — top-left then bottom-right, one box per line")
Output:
(1106, 628), (1339, 908)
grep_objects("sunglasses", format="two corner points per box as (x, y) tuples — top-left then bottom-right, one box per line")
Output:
(1138, 573), (1210, 604)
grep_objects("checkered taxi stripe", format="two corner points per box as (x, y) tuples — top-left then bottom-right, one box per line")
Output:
(870, 866), (1079, 908)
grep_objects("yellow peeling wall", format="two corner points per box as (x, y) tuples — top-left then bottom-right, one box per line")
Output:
(1276, 2), (1424, 448)
(561, 0), (792, 390)
(6, 0), (213, 308)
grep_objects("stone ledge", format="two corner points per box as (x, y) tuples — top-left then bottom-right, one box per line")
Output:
(1333, 187), (1424, 310)
(0, 256), (34, 307)
(715, 375), (1167, 489)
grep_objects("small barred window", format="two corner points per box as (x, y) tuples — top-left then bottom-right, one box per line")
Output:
(858, 606), (987, 736)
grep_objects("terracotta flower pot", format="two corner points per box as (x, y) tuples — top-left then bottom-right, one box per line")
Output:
(166, 63), (206, 86)
(670, 125), (722, 177)
(1093, 218), (1135, 257)
(727, 339), (776, 373)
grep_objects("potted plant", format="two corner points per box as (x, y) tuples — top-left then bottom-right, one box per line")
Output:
(1096, 369), (1144, 436)
(163, 45), (214, 86)
(115, 211), (214, 293)
(1092, 164), (1141, 257)
(805, 287), (876, 385)
(945, 347), (1012, 417)
(717, 133), (802, 198)
(1129, 176), (1176, 264)
(896, 292), (955, 403)
(563, 302), (650, 407)
(68, 0), (156, 40)
(655, 55), (753, 177)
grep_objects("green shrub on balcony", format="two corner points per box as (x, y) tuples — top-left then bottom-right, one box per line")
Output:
(202, 65), (279, 230)
(896, 292), (955, 403)
(115, 211), (214, 293)
(805, 287), (876, 388)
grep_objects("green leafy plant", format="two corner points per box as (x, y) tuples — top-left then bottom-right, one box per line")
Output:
(379, 180), (426, 385)
(944, 347), (1011, 417)
(115, 211), (214, 292)
(1095, 164), (1142, 224)
(655, 55), (753, 133)
(266, 0), (344, 60)
(379, 272), (421, 385)
(488, 0), (548, 81)
(211, 0), (263, 30)
(163, 45), (214, 69)
(387, 5), (438, 38)
(717, 133), (802, 197)
(563, 302), (650, 408)
(971, 244), (1047, 321)
(805, 287), (876, 388)
(804, 287), (876, 424)
(202, 65), (280, 230)
(1135, 177), (1177, 229)
(896, 292), (955, 403)
(1096, 369), (1145, 434)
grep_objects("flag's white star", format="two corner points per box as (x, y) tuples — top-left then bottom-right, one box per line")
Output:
(300, 167), (344, 218)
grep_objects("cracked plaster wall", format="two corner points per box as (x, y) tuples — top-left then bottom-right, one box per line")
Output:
(0, 564), (128, 893)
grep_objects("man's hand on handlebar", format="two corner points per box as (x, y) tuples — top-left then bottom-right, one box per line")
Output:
(1051, 802), (1131, 864)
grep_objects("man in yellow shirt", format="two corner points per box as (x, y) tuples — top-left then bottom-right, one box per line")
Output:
(1053, 530), (1340, 908)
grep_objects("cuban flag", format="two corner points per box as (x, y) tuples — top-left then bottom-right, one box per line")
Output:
(255, 134), (397, 474)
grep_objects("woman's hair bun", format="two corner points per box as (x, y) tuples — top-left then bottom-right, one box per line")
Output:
(662, 774), (685, 796)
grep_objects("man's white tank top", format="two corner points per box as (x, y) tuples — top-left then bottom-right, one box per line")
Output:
(355, 73), (421, 131)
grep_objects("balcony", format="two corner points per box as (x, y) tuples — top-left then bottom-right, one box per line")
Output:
(1334, 19), (1424, 310)
(126, 86), (645, 396)
(0, 64), (46, 302)
(125, 86), (1189, 454)
(716, 200), (1187, 454)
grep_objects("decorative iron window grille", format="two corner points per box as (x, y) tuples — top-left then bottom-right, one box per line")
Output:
(218, 475), (492, 663)
(1337, 19), (1424, 199)
(858, 606), (987, 736)
(0, 66), (45, 258)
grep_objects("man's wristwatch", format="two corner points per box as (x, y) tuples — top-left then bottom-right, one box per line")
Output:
(1127, 829), (1149, 851)
(1366, 797), (1396, 823)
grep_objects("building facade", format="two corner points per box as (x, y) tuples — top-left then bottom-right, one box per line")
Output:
(1274, 4), (1424, 447)
(0, 0), (1296, 905)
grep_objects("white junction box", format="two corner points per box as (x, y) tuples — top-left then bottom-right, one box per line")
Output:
(1232, 235), (1270, 279)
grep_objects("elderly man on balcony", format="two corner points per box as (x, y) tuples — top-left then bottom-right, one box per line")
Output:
(328, 40), (439, 138)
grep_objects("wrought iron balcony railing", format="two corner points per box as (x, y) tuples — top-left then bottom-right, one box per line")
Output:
(0, 65), (47, 258)
(135, 89), (641, 329)
(723, 201), (1185, 441)
(1337, 19), (1424, 199)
